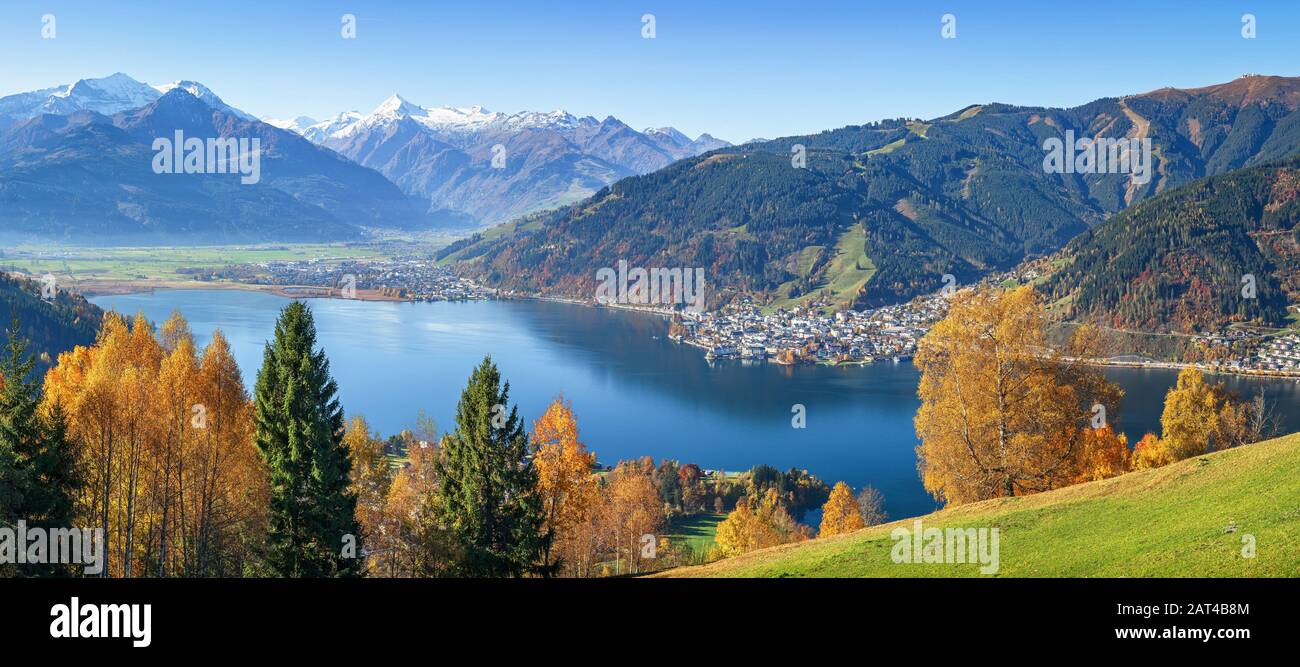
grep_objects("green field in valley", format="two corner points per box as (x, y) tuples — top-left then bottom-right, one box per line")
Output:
(0, 244), (389, 282)
(665, 513), (726, 557)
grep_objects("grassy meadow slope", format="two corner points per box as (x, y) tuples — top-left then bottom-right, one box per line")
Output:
(658, 433), (1300, 578)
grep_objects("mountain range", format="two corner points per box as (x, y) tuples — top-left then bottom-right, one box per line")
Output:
(0, 85), (427, 243)
(271, 94), (729, 225)
(446, 74), (1300, 313)
(0, 73), (729, 242)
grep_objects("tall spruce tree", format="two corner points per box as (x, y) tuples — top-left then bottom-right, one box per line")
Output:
(253, 302), (360, 577)
(0, 316), (82, 576)
(435, 356), (551, 577)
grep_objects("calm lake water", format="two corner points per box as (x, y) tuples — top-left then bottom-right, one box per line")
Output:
(90, 290), (1300, 519)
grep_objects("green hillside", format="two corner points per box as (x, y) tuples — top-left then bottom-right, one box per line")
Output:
(658, 432), (1300, 577)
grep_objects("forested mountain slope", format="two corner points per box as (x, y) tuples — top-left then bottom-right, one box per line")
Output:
(1039, 157), (1300, 333)
(0, 273), (101, 375)
(449, 75), (1300, 310)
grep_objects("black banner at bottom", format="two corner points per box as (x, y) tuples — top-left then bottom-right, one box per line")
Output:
(0, 577), (1291, 654)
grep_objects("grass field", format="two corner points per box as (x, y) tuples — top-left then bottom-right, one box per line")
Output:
(434, 219), (540, 266)
(658, 432), (1300, 577)
(0, 244), (387, 282)
(665, 513), (726, 556)
(768, 223), (875, 314)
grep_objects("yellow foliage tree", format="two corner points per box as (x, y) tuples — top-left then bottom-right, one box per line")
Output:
(597, 458), (663, 575)
(41, 312), (267, 577)
(531, 396), (600, 577)
(713, 488), (807, 558)
(344, 414), (392, 571)
(1131, 432), (1173, 470)
(1070, 425), (1130, 483)
(1159, 368), (1224, 460)
(1159, 367), (1256, 460)
(818, 481), (865, 537)
(370, 428), (451, 577)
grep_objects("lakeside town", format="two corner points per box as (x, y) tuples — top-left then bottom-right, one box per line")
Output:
(12, 248), (1299, 377)
(667, 294), (942, 366)
(193, 257), (497, 302)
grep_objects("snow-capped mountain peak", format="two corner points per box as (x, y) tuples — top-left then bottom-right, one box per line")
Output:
(264, 115), (320, 132)
(372, 93), (424, 117)
(154, 80), (257, 120)
(299, 111), (366, 143)
(644, 126), (692, 147)
(504, 109), (582, 131)
(0, 73), (162, 124)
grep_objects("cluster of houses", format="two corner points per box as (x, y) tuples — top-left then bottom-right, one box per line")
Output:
(1187, 330), (1300, 375)
(669, 294), (948, 365)
(1254, 334), (1300, 372)
(252, 258), (495, 302)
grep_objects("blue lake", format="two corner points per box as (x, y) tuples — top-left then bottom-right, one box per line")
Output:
(91, 289), (1300, 519)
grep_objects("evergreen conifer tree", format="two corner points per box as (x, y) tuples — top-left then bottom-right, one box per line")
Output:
(254, 302), (360, 577)
(435, 356), (550, 577)
(0, 316), (82, 576)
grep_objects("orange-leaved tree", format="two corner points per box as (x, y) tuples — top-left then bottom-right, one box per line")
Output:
(914, 286), (1124, 506)
(531, 396), (601, 577)
(713, 487), (807, 558)
(42, 312), (267, 577)
(818, 481), (865, 537)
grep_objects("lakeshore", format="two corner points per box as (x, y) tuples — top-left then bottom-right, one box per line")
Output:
(87, 288), (1300, 521)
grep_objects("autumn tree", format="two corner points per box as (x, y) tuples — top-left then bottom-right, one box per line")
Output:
(914, 286), (1124, 506)
(41, 312), (266, 577)
(818, 482), (865, 537)
(856, 485), (888, 527)
(597, 458), (663, 575)
(189, 330), (266, 576)
(713, 488), (807, 558)
(435, 356), (549, 577)
(678, 463), (706, 514)
(254, 302), (359, 577)
(531, 396), (600, 577)
(1131, 433), (1172, 470)
(344, 414), (392, 571)
(1158, 367), (1260, 462)
(371, 427), (452, 577)
(40, 313), (159, 576)
(149, 312), (197, 576)
(1069, 425), (1130, 483)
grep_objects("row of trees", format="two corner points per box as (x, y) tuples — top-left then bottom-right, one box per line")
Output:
(350, 390), (843, 576)
(914, 286), (1282, 507)
(1132, 368), (1281, 469)
(9, 287), (1280, 575)
(2, 301), (852, 577)
(38, 313), (266, 577)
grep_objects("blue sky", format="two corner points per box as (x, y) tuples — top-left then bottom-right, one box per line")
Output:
(2, 0), (1298, 142)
